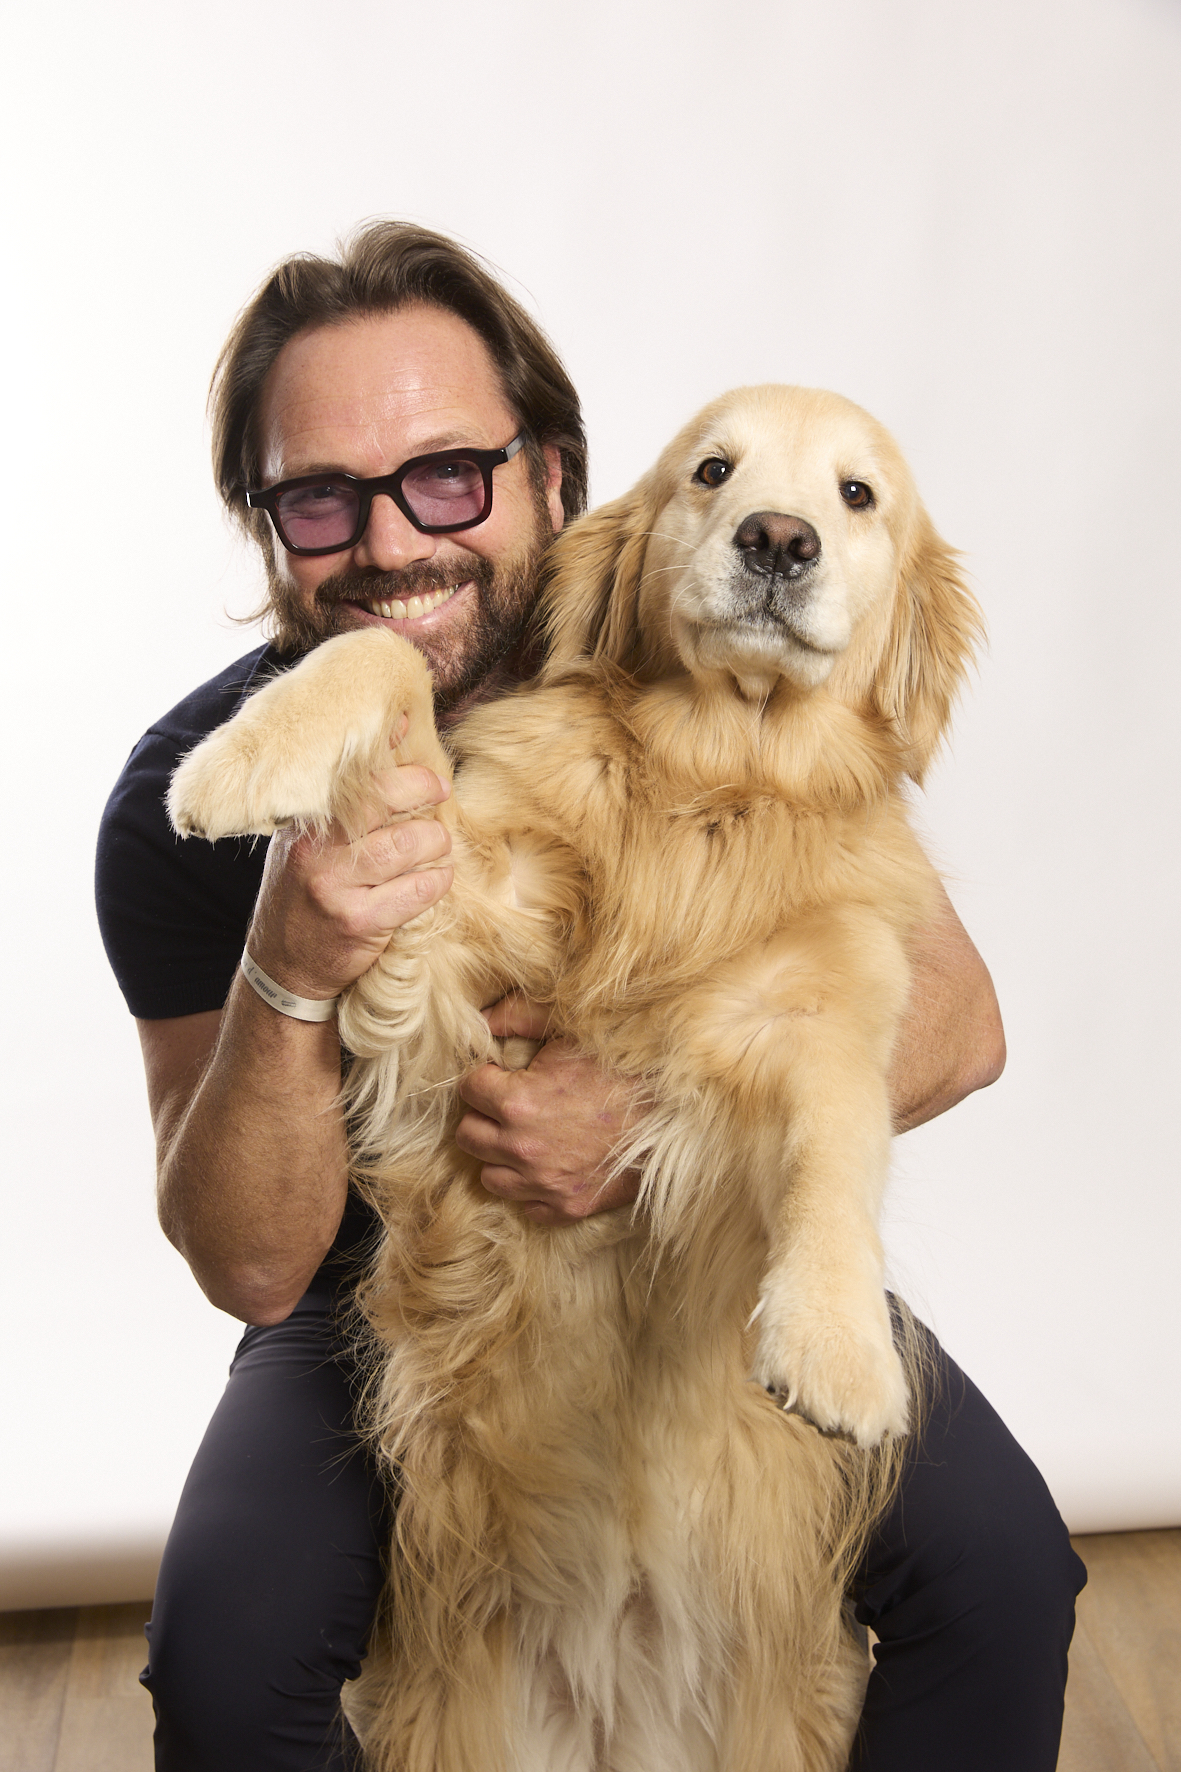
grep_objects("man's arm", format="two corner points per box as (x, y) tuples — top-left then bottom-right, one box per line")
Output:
(888, 879), (1006, 1132)
(454, 883), (1005, 1211)
(139, 989), (349, 1327)
(140, 763), (454, 1327)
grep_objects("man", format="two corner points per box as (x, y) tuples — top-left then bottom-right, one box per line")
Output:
(96, 220), (1084, 1771)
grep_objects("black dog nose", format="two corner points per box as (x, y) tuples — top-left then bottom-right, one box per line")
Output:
(733, 512), (821, 578)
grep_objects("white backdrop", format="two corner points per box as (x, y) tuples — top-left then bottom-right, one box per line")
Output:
(2, 0), (1178, 1606)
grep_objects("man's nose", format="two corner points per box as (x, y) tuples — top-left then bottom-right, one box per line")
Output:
(352, 493), (438, 571)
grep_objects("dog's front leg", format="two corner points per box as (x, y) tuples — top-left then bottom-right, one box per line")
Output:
(747, 1087), (906, 1450)
(168, 628), (451, 842)
(749, 913), (911, 1447)
(666, 910), (910, 1448)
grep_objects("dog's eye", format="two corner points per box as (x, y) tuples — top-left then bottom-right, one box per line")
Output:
(839, 480), (875, 509)
(694, 458), (732, 489)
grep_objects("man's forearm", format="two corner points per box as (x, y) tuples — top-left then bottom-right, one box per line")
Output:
(144, 976), (350, 1325)
(137, 768), (455, 1322)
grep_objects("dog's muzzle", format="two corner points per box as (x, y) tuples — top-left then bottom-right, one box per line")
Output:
(730, 511), (822, 624)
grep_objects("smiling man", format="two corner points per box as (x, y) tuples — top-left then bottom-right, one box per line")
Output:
(96, 221), (1083, 1771)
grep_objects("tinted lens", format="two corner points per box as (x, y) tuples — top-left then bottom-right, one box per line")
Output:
(401, 456), (488, 529)
(275, 481), (360, 551)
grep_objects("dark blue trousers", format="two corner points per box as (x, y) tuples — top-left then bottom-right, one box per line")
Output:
(143, 1296), (1085, 1770)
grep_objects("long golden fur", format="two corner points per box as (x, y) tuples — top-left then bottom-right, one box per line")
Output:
(170, 386), (982, 1772)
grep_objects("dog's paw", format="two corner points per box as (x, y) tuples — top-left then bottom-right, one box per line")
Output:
(749, 1280), (908, 1448)
(168, 717), (326, 840)
(168, 630), (441, 841)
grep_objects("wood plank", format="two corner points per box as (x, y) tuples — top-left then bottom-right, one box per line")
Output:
(51, 1603), (154, 1772)
(1058, 1611), (1161, 1771)
(0, 1608), (77, 1772)
(1071, 1530), (1181, 1772)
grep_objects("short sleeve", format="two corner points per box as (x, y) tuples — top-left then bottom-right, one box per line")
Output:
(95, 646), (276, 1020)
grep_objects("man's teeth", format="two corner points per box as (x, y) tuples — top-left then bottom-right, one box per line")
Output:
(367, 584), (461, 620)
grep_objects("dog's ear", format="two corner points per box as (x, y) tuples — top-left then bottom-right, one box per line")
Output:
(537, 472), (662, 678)
(872, 506), (985, 784)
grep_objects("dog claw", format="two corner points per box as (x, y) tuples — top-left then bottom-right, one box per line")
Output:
(749, 1283), (909, 1449)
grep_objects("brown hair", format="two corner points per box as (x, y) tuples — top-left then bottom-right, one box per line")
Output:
(210, 220), (588, 563)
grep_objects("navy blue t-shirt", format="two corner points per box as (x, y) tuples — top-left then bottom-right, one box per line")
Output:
(95, 642), (377, 1280)
(96, 643), (277, 1019)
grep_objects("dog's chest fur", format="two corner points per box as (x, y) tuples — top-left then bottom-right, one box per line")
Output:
(446, 668), (932, 1031)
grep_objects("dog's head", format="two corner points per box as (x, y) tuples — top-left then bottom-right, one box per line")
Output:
(540, 386), (983, 781)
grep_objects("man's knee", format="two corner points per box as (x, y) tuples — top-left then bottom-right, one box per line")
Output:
(968, 1467), (1084, 1623)
(915, 1466), (1085, 1670)
(853, 1380), (1086, 1770)
(859, 1347), (1087, 1643)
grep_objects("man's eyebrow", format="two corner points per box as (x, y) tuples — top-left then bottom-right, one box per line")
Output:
(269, 462), (353, 480)
(272, 434), (491, 481)
(412, 430), (483, 451)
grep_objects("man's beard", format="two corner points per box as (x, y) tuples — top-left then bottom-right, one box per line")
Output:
(262, 512), (550, 716)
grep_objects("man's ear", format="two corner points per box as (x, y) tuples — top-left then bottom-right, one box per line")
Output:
(543, 444), (564, 534)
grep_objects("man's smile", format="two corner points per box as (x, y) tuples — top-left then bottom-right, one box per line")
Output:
(354, 580), (469, 624)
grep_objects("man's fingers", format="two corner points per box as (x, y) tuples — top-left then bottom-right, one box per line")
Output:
(357, 815), (452, 879)
(371, 765), (451, 816)
(457, 1060), (529, 1121)
(481, 993), (554, 1041)
(454, 1097), (548, 1182)
(453, 1106), (506, 1162)
(366, 864), (454, 925)
(295, 815), (451, 892)
(477, 1167), (550, 1208)
(314, 765), (449, 841)
(453, 1105), (538, 1198)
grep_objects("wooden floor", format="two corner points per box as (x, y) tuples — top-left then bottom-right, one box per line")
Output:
(1, 1531), (1177, 1770)
(1, 1600), (154, 1772)
(1057, 1530), (1180, 1772)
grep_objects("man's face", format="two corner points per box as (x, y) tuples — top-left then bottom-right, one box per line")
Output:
(256, 306), (564, 709)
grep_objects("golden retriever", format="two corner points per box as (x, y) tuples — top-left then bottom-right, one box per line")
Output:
(170, 385), (982, 1772)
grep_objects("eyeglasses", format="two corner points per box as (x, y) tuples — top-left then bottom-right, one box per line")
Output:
(244, 434), (526, 556)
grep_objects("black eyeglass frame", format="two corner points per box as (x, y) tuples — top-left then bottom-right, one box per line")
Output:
(244, 433), (527, 556)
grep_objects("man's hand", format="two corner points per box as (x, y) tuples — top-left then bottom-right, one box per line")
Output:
(247, 762), (454, 1001)
(455, 996), (642, 1225)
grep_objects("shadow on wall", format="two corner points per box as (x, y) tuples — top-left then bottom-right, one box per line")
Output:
(0, 1539), (161, 1611)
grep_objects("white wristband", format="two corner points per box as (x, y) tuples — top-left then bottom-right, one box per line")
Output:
(240, 951), (340, 1023)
